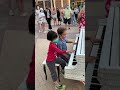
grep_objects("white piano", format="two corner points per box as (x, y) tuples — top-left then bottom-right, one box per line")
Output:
(64, 27), (85, 81)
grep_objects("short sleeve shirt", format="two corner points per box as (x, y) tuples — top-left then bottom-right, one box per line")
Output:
(64, 8), (72, 19)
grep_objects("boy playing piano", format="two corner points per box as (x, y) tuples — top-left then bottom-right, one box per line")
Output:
(57, 27), (77, 64)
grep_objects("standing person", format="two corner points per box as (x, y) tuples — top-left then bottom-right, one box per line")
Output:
(38, 8), (46, 33)
(46, 8), (52, 31)
(77, 7), (85, 32)
(52, 8), (57, 26)
(57, 8), (61, 25)
(16, 0), (27, 16)
(60, 7), (64, 22)
(63, 5), (72, 29)
(46, 31), (74, 90)
(71, 7), (76, 26)
(74, 7), (79, 21)
(35, 6), (40, 21)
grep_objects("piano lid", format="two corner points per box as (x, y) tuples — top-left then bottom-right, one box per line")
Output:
(76, 27), (85, 56)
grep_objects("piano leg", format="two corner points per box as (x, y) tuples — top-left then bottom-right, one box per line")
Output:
(43, 65), (47, 80)
(57, 66), (60, 82)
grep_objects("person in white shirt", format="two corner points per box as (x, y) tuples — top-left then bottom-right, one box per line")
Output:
(35, 6), (40, 21)
(38, 8), (46, 33)
(51, 8), (57, 26)
(74, 7), (79, 20)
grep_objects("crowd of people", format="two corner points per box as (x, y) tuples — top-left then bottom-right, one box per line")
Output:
(35, 3), (85, 33)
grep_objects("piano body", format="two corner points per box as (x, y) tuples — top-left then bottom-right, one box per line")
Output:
(64, 27), (85, 81)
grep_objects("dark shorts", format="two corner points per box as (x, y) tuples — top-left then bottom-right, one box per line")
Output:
(64, 18), (71, 24)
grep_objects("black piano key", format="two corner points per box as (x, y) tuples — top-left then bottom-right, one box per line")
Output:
(95, 59), (100, 64)
(99, 44), (102, 48)
(72, 62), (77, 65)
(94, 64), (99, 68)
(93, 69), (98, 76)
(91, 78), (100, 83)
(97, 49), (101, 53)
(90, 84), (101, 90)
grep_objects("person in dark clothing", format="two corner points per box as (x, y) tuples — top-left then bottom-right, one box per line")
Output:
(57, 8), (61, 25)
(26, 12), (35, 90)
(44, 8), (47, 19)
(46, 8), (52, 30)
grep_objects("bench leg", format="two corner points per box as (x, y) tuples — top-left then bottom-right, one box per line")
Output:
(57, 66), (60, 82)
(43, 64), (47, 80)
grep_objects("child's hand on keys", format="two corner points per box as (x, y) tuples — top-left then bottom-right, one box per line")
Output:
(72, 41), (77, 44)
(67, 50), (75, 53)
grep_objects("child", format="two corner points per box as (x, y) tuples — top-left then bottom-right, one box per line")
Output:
(57, 27), (76, 64)
(26, 12), (35, 90)
(46, 31), (74, 90)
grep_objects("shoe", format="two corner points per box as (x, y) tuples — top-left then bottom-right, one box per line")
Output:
(9, 10), (14, 16)
(55, 84), (66, 90)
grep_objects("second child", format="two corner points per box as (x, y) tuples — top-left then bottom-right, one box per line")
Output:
(46, 31), (74, 90)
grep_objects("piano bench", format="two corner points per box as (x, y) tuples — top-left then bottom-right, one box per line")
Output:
(42, 60), (61, 82)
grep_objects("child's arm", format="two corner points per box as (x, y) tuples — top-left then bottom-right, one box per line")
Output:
(66, 40), (77, 44)
(53, 45), (74, 54)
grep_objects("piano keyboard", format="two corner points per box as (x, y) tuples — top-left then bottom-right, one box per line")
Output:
(86, 19), (107, 90)
(64, 27), (85, 81)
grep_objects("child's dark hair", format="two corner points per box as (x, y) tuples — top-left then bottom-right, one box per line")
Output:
(28, 12), (35, 35)
(47, 31), (58, 41)
(57, 27), (67, 35)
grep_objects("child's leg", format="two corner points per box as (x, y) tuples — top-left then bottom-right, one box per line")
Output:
(55, 57), (66, 70)
(46, 61), (58, 83)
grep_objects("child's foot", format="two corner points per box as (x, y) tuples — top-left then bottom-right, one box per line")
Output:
(55, 84), (66, 90)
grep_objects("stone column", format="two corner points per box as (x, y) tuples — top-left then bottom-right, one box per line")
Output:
(61, 0), (63, 7)
(43, 0), (45, 9)
(53, 0), (56, 9)
(50, 0), (53, 9)
(68, 0), (70, 7)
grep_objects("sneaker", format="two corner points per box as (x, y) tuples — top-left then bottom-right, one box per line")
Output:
(9, 10), (14, 16)
(55, 84), (66, 90)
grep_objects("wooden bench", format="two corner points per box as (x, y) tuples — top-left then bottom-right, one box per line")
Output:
(98, 1), (120, 90)
(42, 59), (61, 81)
(86, 18), (107, 90)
